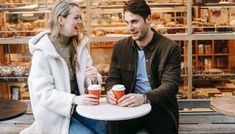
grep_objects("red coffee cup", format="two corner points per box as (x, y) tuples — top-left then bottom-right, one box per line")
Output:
(87, 84), (101, 103)
(111, 84), (125, 105)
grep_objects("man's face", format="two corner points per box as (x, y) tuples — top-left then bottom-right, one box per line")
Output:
(124, 11), (150, 41)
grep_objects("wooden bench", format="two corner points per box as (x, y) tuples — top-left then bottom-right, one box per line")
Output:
(178, 99), (235, 134)
(1, 99), (235, 134)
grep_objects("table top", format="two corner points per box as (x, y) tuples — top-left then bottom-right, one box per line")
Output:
(76, 97), (151, 121)
(0, 99), (28, 121)
(211, 96), (235, 116)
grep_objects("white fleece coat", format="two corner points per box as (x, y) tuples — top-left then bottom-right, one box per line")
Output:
(20, 31), (101, 134)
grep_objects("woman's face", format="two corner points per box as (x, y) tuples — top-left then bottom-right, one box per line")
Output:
(59, 6), (82, 37)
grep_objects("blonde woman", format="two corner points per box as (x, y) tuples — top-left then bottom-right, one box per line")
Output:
(20, 0), (107, 134)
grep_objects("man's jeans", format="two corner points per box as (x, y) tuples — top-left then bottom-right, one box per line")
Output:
(69, 111), (107, 134)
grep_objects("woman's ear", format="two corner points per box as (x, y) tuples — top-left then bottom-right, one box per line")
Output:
(58, 16), (64, 26)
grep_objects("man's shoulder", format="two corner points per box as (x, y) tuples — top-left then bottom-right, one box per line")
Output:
(116, 36), (133, 46)
(157, 33), (179, 48)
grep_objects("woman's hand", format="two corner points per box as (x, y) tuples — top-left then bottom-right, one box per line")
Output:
(84, 66), (98, 84)
(72, 94), (99, 105)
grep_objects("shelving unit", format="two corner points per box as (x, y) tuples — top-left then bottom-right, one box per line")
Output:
(0, 1), (53, 99)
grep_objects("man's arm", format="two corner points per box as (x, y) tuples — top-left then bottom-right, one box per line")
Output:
(106, 43), (122, 105)
(145, 43), (181, 104)
(105, 44), (122, 90)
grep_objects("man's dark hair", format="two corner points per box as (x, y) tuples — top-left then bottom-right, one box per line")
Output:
(124, 0), (151, 20)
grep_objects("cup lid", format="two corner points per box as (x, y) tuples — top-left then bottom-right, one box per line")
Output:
(111, 84), (125, 91)
(87, 84), (101, 90)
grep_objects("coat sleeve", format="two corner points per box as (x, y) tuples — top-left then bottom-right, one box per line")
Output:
(77, 47), (103, 94)
(84, 48), (103, 86)
(145, 43), (181, 104)
(28, 50), (75, 117)
(105, 43), (122, 91)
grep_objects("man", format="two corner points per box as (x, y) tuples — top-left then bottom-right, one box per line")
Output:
(106, 0), (181, 134)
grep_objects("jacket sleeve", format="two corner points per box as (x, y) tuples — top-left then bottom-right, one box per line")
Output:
(84, 48), (103, 86)
(145, 43), (181, 104)
(28, 50), (75, 117)
(105, 43), (122, 91)
(76, 47), (103, 94)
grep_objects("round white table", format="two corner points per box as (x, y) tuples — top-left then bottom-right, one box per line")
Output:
(76, 97), (151, 121)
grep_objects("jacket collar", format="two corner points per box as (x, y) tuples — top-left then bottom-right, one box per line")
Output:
(29, 31), (88, 59)
(28, 31), (60, 58)
(131, 28), (160, 52)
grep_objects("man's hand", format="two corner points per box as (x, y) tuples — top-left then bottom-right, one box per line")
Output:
(106, 90), (117, 105)
(118, 93), (145, 107)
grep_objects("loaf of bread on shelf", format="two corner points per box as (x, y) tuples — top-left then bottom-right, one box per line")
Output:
(151, 12), (161, 20)
(98, 2), (124, 6)
(33, 20), (46, 28)
(0, 26), (9, 38)
(112, 29), (130, 34)
(192, 21), (204, 32)
(175, 23), (185, 33)
(15, 22), (28, 36)
(166, 22), (177, 34)
(203, 68), (223, 73)
(0, 65), (13, 76)
(166, 22), (176, 27)
(0, 24), (14, 38)
(15, 22), (34, 36)
(93, 30), (106, 36)
(2, 1), (16, 8)
(192, 21), (203, 26)
(155, 24), (167, 34)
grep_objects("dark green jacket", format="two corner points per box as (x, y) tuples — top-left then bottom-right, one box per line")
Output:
(106, 30), (181, 133)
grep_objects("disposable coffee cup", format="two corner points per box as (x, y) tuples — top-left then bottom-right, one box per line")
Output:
(111, 84), (125, 105)
(87, 84), (101, 102)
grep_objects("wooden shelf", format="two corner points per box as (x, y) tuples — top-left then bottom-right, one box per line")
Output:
(0, 37), (30, 44)
(192, 33), (235, 40)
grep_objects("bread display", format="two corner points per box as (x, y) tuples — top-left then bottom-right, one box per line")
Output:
(0, 24), (14, 38)
(192, 88), (221, 99)
(0, 16), (47, 38)
(90, 0), (188, 36)
(98, 2), (125, 6)
(0, 64), (29, 76)
(148, 0), (184, 3)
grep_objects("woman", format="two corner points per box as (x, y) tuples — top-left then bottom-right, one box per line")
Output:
(20, 0), (107, 134)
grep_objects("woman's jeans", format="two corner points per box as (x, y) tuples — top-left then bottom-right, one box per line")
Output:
(69, 110), (107, 134)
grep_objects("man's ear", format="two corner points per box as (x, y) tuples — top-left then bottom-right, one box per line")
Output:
(145, 15), (151, 24)
(58, 16), (64, 26)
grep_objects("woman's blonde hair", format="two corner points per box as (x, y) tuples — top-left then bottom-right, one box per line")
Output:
(49, 0), (85, 70)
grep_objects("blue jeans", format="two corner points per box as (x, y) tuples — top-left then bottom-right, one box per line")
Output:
(69, 111), (107, 134)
